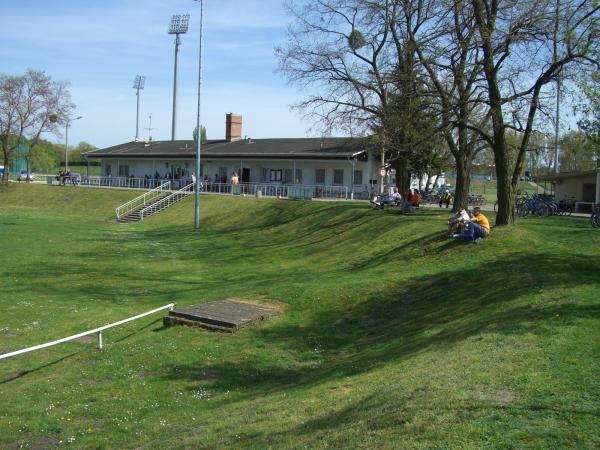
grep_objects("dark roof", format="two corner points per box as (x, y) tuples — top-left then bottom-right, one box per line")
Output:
(86, 138), (367, 160)
(537, 169), (599, 181)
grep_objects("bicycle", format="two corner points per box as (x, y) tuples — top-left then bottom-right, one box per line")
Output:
(592, 205), (600, 229)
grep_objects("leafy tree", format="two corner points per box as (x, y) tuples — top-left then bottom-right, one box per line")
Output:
(576, 69), (600, 162)
(69, 141), (98, 164)
(559, 130), (598, 172)
(192, 125), (207, 143)
(471, 0), (599, 224)
(30, 139), (59, 171)
(0, 69), (74, 182)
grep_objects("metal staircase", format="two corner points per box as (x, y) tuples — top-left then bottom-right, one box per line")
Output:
(116, 182), (194, 223)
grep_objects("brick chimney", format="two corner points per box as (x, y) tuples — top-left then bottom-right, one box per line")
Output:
(225, 113), (242, 141)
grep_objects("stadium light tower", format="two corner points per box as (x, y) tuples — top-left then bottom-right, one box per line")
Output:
(133, 75), (146, 142)
(168, 13), (190, 141)
(193, 0), (204, 229)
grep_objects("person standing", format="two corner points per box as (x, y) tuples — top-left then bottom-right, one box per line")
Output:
(439, 190), (452, 208)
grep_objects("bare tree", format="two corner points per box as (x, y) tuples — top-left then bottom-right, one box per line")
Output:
(401, 0), (491, 210)
(0, 69), (74, 182)
(471, 0), (599, 224)
(276, 0), (445, 194)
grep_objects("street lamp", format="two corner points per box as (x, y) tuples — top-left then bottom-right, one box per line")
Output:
(168, 13), (190, 141)
(194, 0), (203, 229)
(65, 116), (83, 171)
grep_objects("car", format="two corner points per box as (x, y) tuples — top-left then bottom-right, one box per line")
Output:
(17, 170), (35, 182)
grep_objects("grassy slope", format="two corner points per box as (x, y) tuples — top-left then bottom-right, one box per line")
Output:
(0, 184), (598, 449)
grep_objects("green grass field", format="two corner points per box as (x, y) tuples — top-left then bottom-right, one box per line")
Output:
(0, 184), (598, 449)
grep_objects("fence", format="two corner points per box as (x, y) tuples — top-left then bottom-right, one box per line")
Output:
(26, 174), (352, 201)
(0, 303), (175, 360)
(198, 182), (349, 200)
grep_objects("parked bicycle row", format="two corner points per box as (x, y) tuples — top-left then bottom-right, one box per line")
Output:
(515, 193), (574, 217)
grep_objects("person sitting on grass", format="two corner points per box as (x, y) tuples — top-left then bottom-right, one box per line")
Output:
(447, 205), (471, 237)
(412, 189), (422, 207)
(390, 187), (401, 204)
(460, 206), (490, 244)
(400, 188), (421, 214)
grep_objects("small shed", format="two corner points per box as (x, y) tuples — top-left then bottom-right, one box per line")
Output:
(538, 168), (600, 212)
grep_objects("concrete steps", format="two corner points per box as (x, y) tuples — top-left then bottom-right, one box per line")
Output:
(116, 191), (190, 223)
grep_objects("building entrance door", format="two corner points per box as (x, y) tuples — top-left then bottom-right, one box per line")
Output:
(242, 168), (250, 183)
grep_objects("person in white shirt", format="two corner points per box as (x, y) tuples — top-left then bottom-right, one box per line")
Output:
(448, 206), (470, 237)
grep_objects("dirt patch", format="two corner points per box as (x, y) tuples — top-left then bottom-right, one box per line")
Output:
(480, 390), (516, 405)
(73, 335), (95, 344)
(5, 436), (59, 449)
(225, 297), (285, 314)
(194, 369), (221, 381)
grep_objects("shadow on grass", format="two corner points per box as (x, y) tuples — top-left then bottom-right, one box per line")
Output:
(160, 251), (600, 401)
(1, 352), (79, 384)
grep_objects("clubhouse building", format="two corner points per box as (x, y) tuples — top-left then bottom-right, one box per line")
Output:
(86, 114), (380, 198)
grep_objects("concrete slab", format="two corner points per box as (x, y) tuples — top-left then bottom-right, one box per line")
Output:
(164, 299), (279, 332)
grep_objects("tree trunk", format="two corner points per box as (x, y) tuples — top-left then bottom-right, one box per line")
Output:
(394, 157), (411, 197)
(453, 153), (471, 212)
(495, 149), (515, 224)
(424, 173), (433, 192)
(1, 146), (10, 183)
(432, 174), (440, 191)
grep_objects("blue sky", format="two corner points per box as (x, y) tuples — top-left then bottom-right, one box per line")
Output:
(0, 0), (313, 148)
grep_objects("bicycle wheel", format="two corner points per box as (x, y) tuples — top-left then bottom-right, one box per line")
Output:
(517, 205), (529, 217)
(536, 204), (550, 217)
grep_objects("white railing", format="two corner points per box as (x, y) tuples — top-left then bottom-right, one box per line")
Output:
(0, 303), (175, 360)
(139, 182), (194, 220)
(115, 181), (171, 219)
(43, 174), (351, 201)
(81, 176), (191, 190)
(198, 182), (349, 200)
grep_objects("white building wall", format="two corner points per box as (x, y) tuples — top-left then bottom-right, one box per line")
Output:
(101, 157), (379, 193)
(555, 174), (597, 202)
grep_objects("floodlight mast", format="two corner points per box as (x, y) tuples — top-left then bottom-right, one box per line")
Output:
(168, 14), (190, 141)
(133, 75), (146, 142)
(194, 1), (203, 229)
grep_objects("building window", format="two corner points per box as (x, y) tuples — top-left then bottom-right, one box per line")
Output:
(295, 169), (302, 184)
(333, 169), (344, 185)
(270, 169), (282, 182)
(105, 164), (111, 175)
(353, 170), (363, 185)
(118, 165), (129, 177)
(284, 169), (293, 184)
(315, 169), (325, 184)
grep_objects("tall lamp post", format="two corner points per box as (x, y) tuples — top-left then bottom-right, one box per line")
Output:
(194, 0), (203, 229)
(65, 116), (83, 171)
(168, 13), (190, 141)
(133, 75), (146, 141)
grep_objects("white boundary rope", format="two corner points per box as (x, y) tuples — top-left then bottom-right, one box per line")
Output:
(0, 303), (175, 360)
